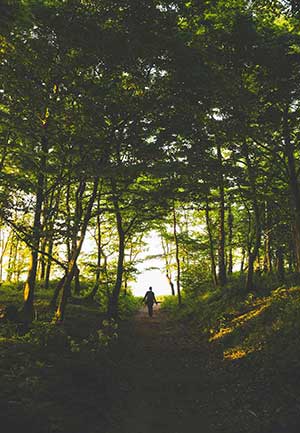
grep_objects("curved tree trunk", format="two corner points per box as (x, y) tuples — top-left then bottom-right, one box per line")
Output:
(50, 274), (66, 310)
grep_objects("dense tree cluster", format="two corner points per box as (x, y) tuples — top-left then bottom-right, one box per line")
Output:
(1, 0), (300, 321)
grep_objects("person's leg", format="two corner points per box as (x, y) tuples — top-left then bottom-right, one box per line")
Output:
(148, 303), (153, 317)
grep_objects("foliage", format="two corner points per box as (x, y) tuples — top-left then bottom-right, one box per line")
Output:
(162, 274), (300, 365)
(118, 293), (142, 320)
(2, 1), (300, 431)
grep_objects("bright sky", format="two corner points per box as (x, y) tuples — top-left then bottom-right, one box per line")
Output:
(131, 231), (172, 298)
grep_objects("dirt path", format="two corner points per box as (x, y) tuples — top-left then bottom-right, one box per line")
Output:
(108, 306), (228, 433)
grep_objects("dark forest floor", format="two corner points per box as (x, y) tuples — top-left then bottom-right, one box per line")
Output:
(107, 304), (300, 433)
(1, 299), (300, 433)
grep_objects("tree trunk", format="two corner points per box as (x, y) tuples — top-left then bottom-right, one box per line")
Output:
(240, 247), (245, 273)
(173, 202), (182, 306)
(0, 228), (3, 281)
(44, 238), (54, 290)
(124, 276), (128, 296)
(14, 238), (21, 281)
(288, 234), (295, 272)
(263, 201), (272, 273)
(217, 143), (227, 286)
(283, 107), (300, 272)
(161, 234), (175, 295)
(108, 186), (125, 318)
(23, 137), (47, 322)
(103, 254), (111, 299)
(50, 274), (66, 310)
(6, 234), (14, 282)
(39, 237), (47, 282)
(276, 247), (285, 283)
(108, 224), (125, 318)
(11, 236), (19, 282)
(205, 197), (218, 287)
(65, 179), (72, 261)
(0, 229), (11, 282)
(39, 185), (54, 283)
(243, 141), (261, 292)
(166, 273), (175, 296)
(73, 264), (81, 295)
(87, 192), (102, 301)
(227, 201), (233, 275)
(45, 188), (61, 290)
(263, 234), (272, 273)
(54, 177), (99, 322)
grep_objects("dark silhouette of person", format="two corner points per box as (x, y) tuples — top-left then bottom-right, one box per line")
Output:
(143, 286), (158, 317)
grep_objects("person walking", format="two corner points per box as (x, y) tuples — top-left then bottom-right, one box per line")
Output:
(143, 286), (158, 317)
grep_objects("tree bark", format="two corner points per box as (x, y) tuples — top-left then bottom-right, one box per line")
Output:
(73, 264), (81, 295)
(108, 184), (125, 318)
(243, 141), (261, 292)
(161, 234), (175, 295)
(54, 177), (99, 322)
(6, 233), (14, 282)
(87, 193), (102, 301)
(227, 201), (233, 275)
(107, 218), (125, 317)
(205, 197), (218, 287)
(262, 201), (272, 274)
(50, 274), (66, 310)
(217, 143), (227, 286)
(240, 247), (245, 273)
(276, 247), (285, 283)
(283, 107), (300, 272)
(39, 184), (55, 283)
(173, 202), (182, 306)
(23, 137), (47, 322)
(44, 238), (54, 290)
(166, 273), (175, 296)
(0, 229), (11, 281)
(45, 188), (61, 290)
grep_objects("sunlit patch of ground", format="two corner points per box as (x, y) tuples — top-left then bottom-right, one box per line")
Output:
(209, 326), (233, 341)
(209, 301), (270, 342)
(209, 287), (300, 365)
(224, 346), (258, 360)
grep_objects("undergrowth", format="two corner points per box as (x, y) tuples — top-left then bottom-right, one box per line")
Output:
(0, 283), (140, 433)
(161, 274), (300, 432)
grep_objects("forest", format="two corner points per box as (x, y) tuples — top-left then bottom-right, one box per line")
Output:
(1, 1), (300, 432)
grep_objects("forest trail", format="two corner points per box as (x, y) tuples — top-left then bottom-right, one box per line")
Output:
(108, 305), (229, 433)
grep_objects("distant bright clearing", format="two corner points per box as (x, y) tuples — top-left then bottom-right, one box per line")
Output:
(133, 268), (171, 297)
(131, 231), (172, 298)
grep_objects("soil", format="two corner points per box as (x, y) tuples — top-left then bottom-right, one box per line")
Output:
(108, 305), (238, 433)
(106, 305), (300, 433)
(2, 304), (298, 433)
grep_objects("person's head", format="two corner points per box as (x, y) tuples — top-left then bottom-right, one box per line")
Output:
(149, 286), (152, 291)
